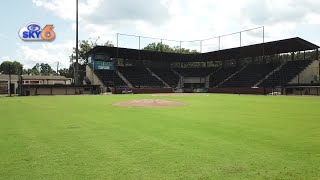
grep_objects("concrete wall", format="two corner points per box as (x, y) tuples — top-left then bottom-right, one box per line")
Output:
(24, 87), (95, 96)
(208, 87), (272, 95)
(289, 60), (320, 84)
(86, 65), (105, 87)
(113, 87), (271, 95)
(52, 88), (66, 95)
(183, 77), (207, 83)
(0, 80), (19, 94)
(286, 87), (320, 96)
(22, 79), (71, 85)
(114, 88), (173, 94)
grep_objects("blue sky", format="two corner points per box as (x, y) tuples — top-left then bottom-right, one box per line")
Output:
(1, 0), (320, 69)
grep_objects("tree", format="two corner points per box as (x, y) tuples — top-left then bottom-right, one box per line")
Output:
(40, 63), (55, 75)
(58, 68), (73, 78)
(0, 61), (23, 74)
(30, 63), (41, 75)
(72, 40), (115, 65)
(143, 42), (175, 52)
(25, 63), (56, 75)
(173, 46), (198, 54)
(103, 40), (114, 47)
(143, 42), (198, 54)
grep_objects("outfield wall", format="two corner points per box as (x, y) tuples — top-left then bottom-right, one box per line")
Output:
(113, 87), (271, 95)
(208, 87), (272, 95)
(113, 88), (173, 94)
(285, 86), (320, 96)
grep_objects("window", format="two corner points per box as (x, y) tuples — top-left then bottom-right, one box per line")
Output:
(30, 81), (40, 84)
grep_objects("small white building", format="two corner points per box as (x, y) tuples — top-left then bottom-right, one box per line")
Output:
(0, 74), (72, 94)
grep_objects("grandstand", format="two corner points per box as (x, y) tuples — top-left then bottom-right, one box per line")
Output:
(86, 37), (319, 95)
(117, 66), (164, 88)
(94, 70), (128, 88)
(220, 63), (280, 88)
(258, 60), (313, 87)
(150, 68), (180, 88)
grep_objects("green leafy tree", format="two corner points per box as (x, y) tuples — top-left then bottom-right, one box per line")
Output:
(30, 63), (41, 75)
(40, 63), (55, 75)
(58, 68), (73, 78)
(143, 42), (175, 52)
(0, 61), (23, 74)
(72, 40), (115, 65)
(143, 42), (198, 54)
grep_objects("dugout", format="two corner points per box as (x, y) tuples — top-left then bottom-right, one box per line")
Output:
(22, 84), (100, 96)
(284, 84), (320, 96)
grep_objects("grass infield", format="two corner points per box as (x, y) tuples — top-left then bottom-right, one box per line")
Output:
(0, 94), (320, 179)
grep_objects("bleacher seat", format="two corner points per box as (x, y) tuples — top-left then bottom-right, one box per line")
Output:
(118, 67), (164, 88)
(220, 63), (279, 88)
(259, 60), (312, 87)
(175, 68), (216, 77)
(151, 68), (179, 87)
(209, 67), (238, 87)
(95, 70), (128, 88)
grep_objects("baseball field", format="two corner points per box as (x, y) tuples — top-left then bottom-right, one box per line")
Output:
(0, 94), (320, 179)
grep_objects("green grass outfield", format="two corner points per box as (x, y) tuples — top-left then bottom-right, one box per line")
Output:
(1, 94), (320, 179)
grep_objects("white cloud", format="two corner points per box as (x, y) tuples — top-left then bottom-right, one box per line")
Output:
(28, 0), (320, 64)
(16, 41), (74, 68)
(32, 0), (320, 42)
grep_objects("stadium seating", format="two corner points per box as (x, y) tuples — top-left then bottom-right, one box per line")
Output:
(259, 60), (312, 87)
(174, 68), (216, 77)
(220, 63), (279, 88)
(151, 68), (180, 87)
(95, 70), (128, 88)
(209, 68), (238, 87)
(94, 60), (313, 89)
(118, 67), (164, 88)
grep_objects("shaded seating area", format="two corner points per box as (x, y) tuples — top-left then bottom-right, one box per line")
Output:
(209, 68), (238, 87)
(174, 68), (216, 77)
(118, 67), (164, 88)
(220, 63), (279, 88)
(151, 68), (180, 87)
(95, 70), (128, 88)
(259, 60), (312, 87)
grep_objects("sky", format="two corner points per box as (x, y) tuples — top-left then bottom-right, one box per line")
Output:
(0, 0), (320, 69)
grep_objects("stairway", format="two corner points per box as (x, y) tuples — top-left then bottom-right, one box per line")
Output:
(172, 69), (184, 88)
(254, 62), (286, 87)
(116, 69), (133, 88)
(146, 68), (170, 87)
(86, 65), (105, 87)
(207, 68), (221, 88)
(216, 65), (248, 88)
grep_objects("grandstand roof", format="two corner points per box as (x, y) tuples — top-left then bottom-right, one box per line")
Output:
(88, 37), (319, 62)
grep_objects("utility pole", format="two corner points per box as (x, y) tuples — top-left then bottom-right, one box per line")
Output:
(8, 64), (12, 97)
(75, 0), (79, 85)
(56, 61), (60, 75)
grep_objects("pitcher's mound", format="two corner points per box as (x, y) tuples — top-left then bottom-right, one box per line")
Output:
(113, 99), (185, 107)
